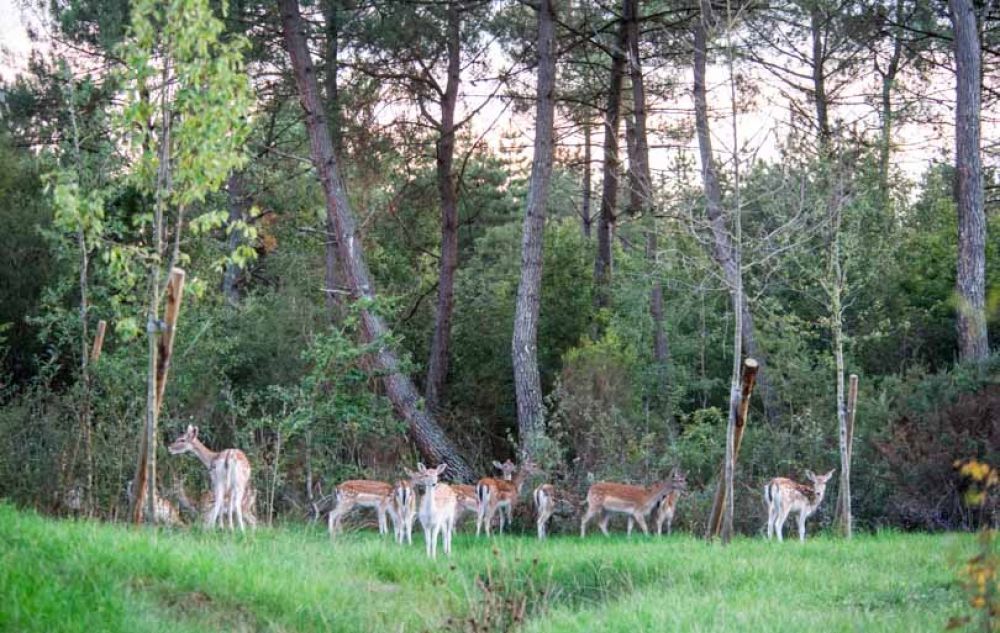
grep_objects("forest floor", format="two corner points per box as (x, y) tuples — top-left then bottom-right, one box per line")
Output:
(0, 503), (974, 633)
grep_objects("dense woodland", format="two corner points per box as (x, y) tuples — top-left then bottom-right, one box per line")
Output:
(0, 0), (997, 536)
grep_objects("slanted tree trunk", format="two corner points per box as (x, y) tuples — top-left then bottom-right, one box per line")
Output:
(624, 0), (669, 401)
(593, 7), (628, 309)
(581, 119), (593, 239)
(425, 2), (462, 413)
(512, 0), (557, 461)
(692, 4), (776, 425)
(950, 0), (989, 361)
(279, 0), (474, 482)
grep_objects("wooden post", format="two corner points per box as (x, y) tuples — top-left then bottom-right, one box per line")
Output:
(90, 320), (107, 363)
(706, 358), (759, 539)
(131, 268), (185, 525)
(836, 374), (859, 536)
(156, 268), (186, 412)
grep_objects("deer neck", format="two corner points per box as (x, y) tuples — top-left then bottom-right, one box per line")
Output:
(644, 482), (673, 509)
(188, 438), (220, 470)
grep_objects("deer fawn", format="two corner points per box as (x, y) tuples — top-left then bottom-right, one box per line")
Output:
(168, 425), (252, 531)
(126, 479), (182, 526)
(406, 463), (457, 558)
(390, 479), (417, 545)
(652, 470), (687, 536)
(451, 484), (481, 526)
(476, 459), (539, 536)
(764, 469), (835, 542)
(327, 479), (394, 537)
(581, 469), (686, 537)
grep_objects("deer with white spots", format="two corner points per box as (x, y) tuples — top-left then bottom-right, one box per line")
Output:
(168, 425), (252, 531)
(764, 469), (835, 542)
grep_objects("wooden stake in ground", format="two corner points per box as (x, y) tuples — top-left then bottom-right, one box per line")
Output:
(90, 320), (107, 363)
(705, 357), (759, 540)
(835, 374), (859, 537)
(131, 268), (186, 524)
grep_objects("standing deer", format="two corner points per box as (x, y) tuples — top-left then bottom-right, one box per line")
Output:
(327, 479), (394, 537)
(168, 425), (252, 531)
(534, 483), (556, 539)
(451, 484), (481, 526)
(406, 463), (457, 558)
(390, 479), (417, 545)
(170, 474), (257, 527)
(581, 469), (687, 537)
(476, 459), (539, 536)
(652, 470), (688, 536)
(764, 469), (835, 542)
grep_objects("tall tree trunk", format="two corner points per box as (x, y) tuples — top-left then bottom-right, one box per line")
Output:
(425, 2), (462, 413)
(693, 4), (776, 424)
(322, 0), (344, 318)
(222, 171), (250, 306)
(950, 0), (989, 361)
(624, 0), (669, 401)
(581, 119), (592, 238)
(877, 0), (904, 210)
(279, 0), (475, 482)
(593, 8), (628, 309)
(809, 8), (830, 147)
(512, 0), (557, 461)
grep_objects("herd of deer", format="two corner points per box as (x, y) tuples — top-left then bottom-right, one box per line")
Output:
(162, 425), (836, 557)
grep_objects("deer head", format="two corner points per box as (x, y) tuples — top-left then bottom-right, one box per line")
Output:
(168, 425), (199, 455)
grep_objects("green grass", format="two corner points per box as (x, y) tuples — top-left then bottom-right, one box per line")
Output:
(0, 504), (972, 632)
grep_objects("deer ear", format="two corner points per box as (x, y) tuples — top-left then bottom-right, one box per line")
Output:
(493, 460), (503, 470)
(436, 463), (448, 475)
(191, 425), (199, 439)
(404, 468), (417, 479)
(824, 469), (836, 480)
(417, 462), (427, 472)
(804, 470), (816, 481)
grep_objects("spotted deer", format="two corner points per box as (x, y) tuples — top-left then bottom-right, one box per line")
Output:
(451, 484), (481, 526)
(170, 474), (257, 527)
(533, 483), (556, 539)
(764, 469), (835, 542)
(581, 469), (687, 537)
(327, 479), (394, 537)
(406, 463), (457, 558)
(125, 479), (182, 526)
(168, 425), (252, 531)
(652, 470), (688, 536)
(476, 458), (539, 536)
(390, 479), (417, 545)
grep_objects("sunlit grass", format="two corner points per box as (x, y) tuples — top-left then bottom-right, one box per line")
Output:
(0, 504), (971, 632)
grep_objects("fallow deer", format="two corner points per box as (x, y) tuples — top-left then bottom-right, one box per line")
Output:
(170, 474), (257, 527)
(390, 479), (417, 545)
(764, 469), (835, 542)
(168, 425), (252, 531)
(534, 483), (556, 539)
(327, 479), (394, 537)
(451, 484), (481, 526)
(580, 469), (687, 537)
(476, 458), (539, 536)
(406, 463), (457, 558)
(126, 479), (182, 526)
(653, 470), (688, 536)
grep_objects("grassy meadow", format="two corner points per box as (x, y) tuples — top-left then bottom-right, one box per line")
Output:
(0, 504), (973, 633)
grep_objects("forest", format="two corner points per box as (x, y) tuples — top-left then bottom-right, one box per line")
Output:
(0, 0), (997, 542)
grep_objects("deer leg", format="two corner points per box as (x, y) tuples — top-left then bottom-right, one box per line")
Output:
(599, 511), (611, 537)
(775, 505), (791, 543)
(667, 515), (673, 536)
(580, 504), (597, 537)
(627, 516), (634, 537)
(234, 484), (246, 533)
(633, 512), (649, 536)
(798, 511), (807, 542)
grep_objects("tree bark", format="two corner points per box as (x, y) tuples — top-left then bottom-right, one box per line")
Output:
(581, 120), (592, 239)
(322, 0), (344, 318)
(425, 2), (462, 414)
(222, 171), (250, 306)
(624, 0), (669, 399)
(279, 0), (475, 482)
(835, 374), (858, 537)
(593, 7), (628, 309)
(511, 0), (557, 461)
(950, 0), (989, 361)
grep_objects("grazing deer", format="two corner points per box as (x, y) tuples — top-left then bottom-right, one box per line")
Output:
(390, 479), (417, 545)
(168, 425), (252, 531)
(476, 459), (539, 536)
(170, 474), (257, 527)
(327, 479), (394, 537)
(652, 470), (688, 536)
(534, 484), (556, 539)
(764, 469), (835, 542)
(126, 479), (183, 526)
(406, 463), (457, 558)
(581, 469), (687, 537)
